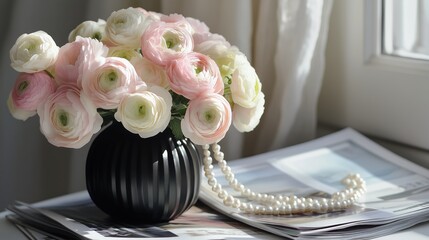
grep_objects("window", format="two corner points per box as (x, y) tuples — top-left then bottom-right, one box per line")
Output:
(382, 0), (429, 61)
(318, 0), (429, 167)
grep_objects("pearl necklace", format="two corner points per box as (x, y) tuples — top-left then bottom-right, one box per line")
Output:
(202, 143), (366, 215)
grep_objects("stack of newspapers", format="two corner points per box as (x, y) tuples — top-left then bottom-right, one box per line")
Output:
(6, 128), (429, 239)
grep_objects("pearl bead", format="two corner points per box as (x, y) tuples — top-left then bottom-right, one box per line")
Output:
(208, 178), (217, 186)
(221, 166), (231, 174)
(279, 205), (286, 214)
(214, 152), (224, 161)
(203, 150), (211, 157)
(212, 144), (221, 153)
(326, 201), (334, 210)
(333, 201), (342, 211)
(224, 174), (233, 183)
(247, 204), (254, 213)
(254, 206), (261, 214)
(307, 203), (314, 213)
(212, 184), (222, 193)
(240, 202), (248, 211)
(243, 188), (251, 197)
(218, 190), (228, 199)
(218, 160), (227, 168)
(204, 165), (213, 172)
(320, 201), (328, 213)
(204, 172), (214, 178)
(233, 199), (241, 208)
(342, 178), (351, 185)
(261, 194), (268, 202)
(299, 202), (307, 212)
(284, 204), (292, 214)
(250, 192), (257, 200)
(273, 207), (280, 215)
(204, 157), (213, 164)
(229, 178), (238, 186)
(224, 195), (234, 206)
(265, 206), (273, 215)
(313, 201), (321, 212)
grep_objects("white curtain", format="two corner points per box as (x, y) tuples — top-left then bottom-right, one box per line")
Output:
(246, 0), (333, 156)
(0, 0), (332, 209)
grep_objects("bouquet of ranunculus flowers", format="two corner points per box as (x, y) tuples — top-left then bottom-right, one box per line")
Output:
(7, 7), (264, 149)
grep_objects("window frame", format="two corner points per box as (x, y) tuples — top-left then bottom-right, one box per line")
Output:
(364, 0), (429, 74)
(318, 0), (429, 152)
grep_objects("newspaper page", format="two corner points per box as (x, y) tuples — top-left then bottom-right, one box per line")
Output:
(8, 192), (281, 240)
(199, 128), (429, 239)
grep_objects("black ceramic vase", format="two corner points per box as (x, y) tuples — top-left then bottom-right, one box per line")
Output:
(86, 121), (201, 223)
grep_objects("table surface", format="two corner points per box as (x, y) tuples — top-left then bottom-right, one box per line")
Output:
(1, 192), (429, 240)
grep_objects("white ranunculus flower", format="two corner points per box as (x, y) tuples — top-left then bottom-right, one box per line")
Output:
(233, 92), (265, 132)
(230, 53), (262, 108)
(68, 19), (106, 42)
(108, 46), (142, 61)
(194, 40), (238, 80)
(114, 86), (172, 138)
(10, 31), (59, 73)
(106, 7), (154, 48)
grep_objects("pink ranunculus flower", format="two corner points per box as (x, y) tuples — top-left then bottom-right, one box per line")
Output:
(181, 93), (232, 145)
(167, 52), (223, 100)
(81, 57), (139, 109)
(233, 92), (265, 132)
(160, 14), (195, 34)
(141, 21), (193, 66)
(131, 57), (170, 88)
(37, 84), (103, 148)
(55, 37), (108, 86)
(7, 72), (56, 120)
(114, 85), (172, 138)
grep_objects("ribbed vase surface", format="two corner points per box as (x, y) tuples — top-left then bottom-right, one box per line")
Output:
(86, 121), (201, 223)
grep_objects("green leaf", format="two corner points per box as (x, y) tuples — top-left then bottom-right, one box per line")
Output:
(169, 118), (184, 140)
(170, 91), (189, 105)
